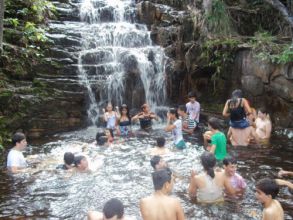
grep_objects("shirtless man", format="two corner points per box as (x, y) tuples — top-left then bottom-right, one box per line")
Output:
(222, 158), (246, 197)
(7, 132), (28, 173)
(140, 168), (185, 220)
(88, 198), (135, 220)
(150, 137), (170, 156)
(227, 126), (258, 146)
(255, 178), (284, 220)
(255, 108), (272, 144)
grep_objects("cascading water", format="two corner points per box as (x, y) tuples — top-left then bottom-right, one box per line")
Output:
(77, 0), (167, 125)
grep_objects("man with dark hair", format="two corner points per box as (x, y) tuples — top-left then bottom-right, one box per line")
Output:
(7, 132), (28, 173)
(255, 178), (284, 220)
(150, 156), (167, 171)
(88, 198), (134, 220)
(140, 168), (185, 220)
(150, 137), (170, 156)
(186, 91), (200, 127)
(56, 152), (75, 170)
(222, 157), (246, 197)
(177, 105), (196, 134)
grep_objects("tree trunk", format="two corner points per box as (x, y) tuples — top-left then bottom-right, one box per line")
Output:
(0, 0), (4, 53)
(264, 0), (293, 28)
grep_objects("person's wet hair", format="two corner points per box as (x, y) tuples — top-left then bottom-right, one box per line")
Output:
(229, 89), (243, 108)
(150, 155), (161, 169)
(169, 108), (178, 119)
(97, 136), (108, 146)
(103, 198), (124, 219)
(74, 155), (86, 167)
(64, 152), (74, 165)
(12, 132), (26, 146)
(256, 178), (279, 199)
(178, 105), (187, 113)
(105, 128), (114, 138)
(156, 137), (165, 148)
(188, 91), (197, 99)
(200, 152), (216, 178)
(152, 168), (172, 191)
(96, 132), (105, 143)
(208, 117), (221, 130)
(223, 157), (237, 166)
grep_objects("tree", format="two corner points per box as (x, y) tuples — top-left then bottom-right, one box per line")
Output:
(0, 0), (4, 53)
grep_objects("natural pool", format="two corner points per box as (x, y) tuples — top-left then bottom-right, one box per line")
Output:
(0, 125), (292, 219)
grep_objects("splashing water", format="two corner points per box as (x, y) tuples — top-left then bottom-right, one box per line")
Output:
(77, 0), (167, 124)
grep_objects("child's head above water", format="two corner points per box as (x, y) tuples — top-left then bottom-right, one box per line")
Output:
(156, 137), (165, 148)
(64, 152), (75, 166)
(103, 198), (124, 219)
(223, 157), (237, 176)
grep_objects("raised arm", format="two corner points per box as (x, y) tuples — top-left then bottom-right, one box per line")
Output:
(275, 179), (293, 190)
(222, 100), (230, 117)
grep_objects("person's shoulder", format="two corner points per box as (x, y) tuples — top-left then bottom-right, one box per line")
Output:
(87, 211), (102, 220)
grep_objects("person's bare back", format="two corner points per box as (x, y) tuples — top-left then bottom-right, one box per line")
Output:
(140, 193), (184, 220)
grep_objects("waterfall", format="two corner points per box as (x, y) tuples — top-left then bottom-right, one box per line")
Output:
(77, 0), (166, 124)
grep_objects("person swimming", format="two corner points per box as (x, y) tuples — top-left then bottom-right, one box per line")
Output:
(56, 152), (75, 170)
(149, 137), (170, 156)
(74, 155), (89, 172)
(150, 155), (168, 171)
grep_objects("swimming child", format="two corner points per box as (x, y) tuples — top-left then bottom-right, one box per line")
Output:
(150, 137), (170, 156)
(74, 155), (89, 172)
(150, 156), (168, 171)
(56, 152), (75, 170)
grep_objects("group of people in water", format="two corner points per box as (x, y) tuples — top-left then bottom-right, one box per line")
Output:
(5, 89), (293, 220)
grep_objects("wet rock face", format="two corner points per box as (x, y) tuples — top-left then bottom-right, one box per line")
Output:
(137, 0), (292, 128)
(235, 50), (293, 127)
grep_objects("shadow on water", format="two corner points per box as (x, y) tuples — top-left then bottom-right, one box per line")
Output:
(0, 125), (292, 219)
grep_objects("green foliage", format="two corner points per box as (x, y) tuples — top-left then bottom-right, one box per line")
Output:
(201, 38), (240, 91)
(4, 18), (20, 28)
(206, 0), (232, 36)
(249, 32), (293, 64)
(22, 22), (49, 44)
